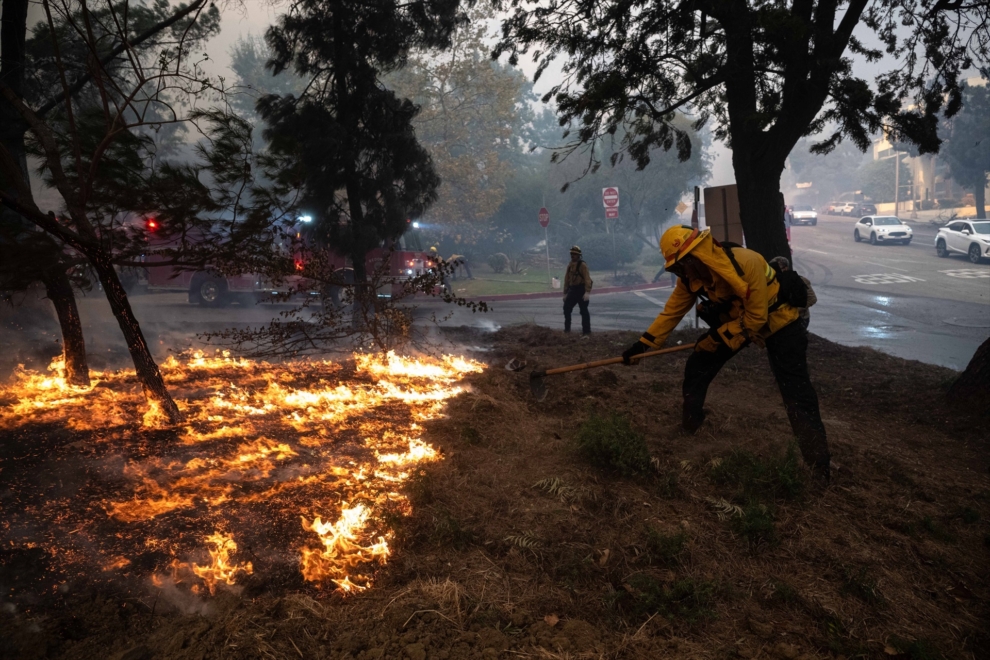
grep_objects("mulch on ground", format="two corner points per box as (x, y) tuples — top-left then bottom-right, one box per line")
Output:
(2, 325), (988, 660)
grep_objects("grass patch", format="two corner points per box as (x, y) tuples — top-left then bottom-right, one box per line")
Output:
(610, 575), (719, 623)
(644, 528), (687, 565)
(576, 413), (650, 476)
(709, 444), (805, 502)
(653, 470), (682, 499)
(840, 565), (885, 606)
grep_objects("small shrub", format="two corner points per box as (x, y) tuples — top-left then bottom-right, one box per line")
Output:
(709, 443), (805, 501)
(645, 528), (687, 565)
(641, 251), (666, 266)
(576, 413), (650, 476)
(611, 575), (719, 623)
(487, 253), (509, 273)
(734, 502), (776, 546)
(508, 256), (527, 275)
(575, 233), (643, 270)
(654, 471), (681, 499)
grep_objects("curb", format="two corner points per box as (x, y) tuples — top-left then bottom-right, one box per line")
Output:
(465, 282), (672, 303)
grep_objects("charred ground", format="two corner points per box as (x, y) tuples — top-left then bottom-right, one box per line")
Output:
(1, 326), (988, 660)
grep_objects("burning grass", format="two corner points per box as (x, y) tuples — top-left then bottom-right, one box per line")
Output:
(2, 327), (989, 660)
(0, 349), (482, 600)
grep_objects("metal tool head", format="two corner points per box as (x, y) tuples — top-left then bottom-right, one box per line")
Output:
(529, 370), (548, 401)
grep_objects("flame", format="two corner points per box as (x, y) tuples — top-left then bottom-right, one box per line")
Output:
(1, 349), (483, 595)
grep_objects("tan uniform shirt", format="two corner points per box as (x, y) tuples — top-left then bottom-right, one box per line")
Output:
(564, 260), (593, 293)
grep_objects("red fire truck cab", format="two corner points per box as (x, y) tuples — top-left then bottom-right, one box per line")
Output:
(135, 227), (430, 307)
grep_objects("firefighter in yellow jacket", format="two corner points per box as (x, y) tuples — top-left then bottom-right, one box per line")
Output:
(621, 226), (831, 480)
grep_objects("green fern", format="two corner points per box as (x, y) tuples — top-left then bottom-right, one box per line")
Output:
(504, 532), (543, 549)
(705, 496), (743, 521)
(533, 477), (576, 502)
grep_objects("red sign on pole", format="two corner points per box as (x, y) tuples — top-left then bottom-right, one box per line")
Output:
(605, 208), (619, 219)
(602, 187), (619, 208)
(538, 207), (550, 228)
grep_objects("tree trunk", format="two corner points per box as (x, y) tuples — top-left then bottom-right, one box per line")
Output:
(731, 151), (791, 260)
(948, 335), (990, 414)
(90, 256), (182, 422)
(40, 268), (90, 386)
(974, 184), (986, 220)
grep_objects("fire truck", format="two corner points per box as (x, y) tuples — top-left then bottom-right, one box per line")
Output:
(132, 220), (430, 307)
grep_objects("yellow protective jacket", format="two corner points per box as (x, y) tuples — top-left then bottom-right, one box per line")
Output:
(639, 234), (799, 351)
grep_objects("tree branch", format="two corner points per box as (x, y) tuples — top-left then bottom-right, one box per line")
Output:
(35, 0), (208, 118)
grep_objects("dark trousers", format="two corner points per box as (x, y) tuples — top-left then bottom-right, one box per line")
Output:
(681, 321), (830, 472)
(563, 286), (590, 334)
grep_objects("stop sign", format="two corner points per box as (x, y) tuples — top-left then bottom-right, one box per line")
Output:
(538, 207), (550, 228)
(602, 187), (619, 208)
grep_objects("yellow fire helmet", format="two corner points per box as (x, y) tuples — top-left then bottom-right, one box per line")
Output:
(660, 225), (751, 301)
(569, 245), (582, 255)
(660, 225), (706, 268)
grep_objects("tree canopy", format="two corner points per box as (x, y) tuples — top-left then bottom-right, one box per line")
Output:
(941, 83), (990, 219)
(495, 0), (990, 258)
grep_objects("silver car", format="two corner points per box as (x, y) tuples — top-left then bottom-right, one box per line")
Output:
(936, 220), (990, 264)
(853, 216), (913, 245)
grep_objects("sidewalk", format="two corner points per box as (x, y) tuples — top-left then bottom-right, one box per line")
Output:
(466, 281), (672, 302)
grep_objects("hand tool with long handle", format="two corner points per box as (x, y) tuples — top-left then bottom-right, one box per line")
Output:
(529, 343), (694, 400)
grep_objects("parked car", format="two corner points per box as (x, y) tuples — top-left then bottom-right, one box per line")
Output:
(825, 202), (843, 214)
(853, 216), (913, 245)
(851, 203), (877, 216)
(837, 202), (857, 216)
(790, 205), (818, 226)
(935, 220), (990, 264)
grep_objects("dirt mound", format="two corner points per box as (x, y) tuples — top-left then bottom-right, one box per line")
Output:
(2, 326), (988, 660)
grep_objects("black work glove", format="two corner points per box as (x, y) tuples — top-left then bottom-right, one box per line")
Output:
(621, 341), (650, 365)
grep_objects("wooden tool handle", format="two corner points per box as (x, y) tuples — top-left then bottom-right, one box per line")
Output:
(542, 343), (694, 377)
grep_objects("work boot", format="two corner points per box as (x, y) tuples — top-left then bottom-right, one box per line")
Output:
(682, 408), (707, 433)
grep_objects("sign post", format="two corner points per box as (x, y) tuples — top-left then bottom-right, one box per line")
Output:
(602, 187), (620, 276)
(538, 207), (551, 287)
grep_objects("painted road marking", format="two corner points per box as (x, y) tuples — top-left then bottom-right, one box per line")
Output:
(634, 290), (665, 306)
(865, 261), (909, 272)
(940, 269), (990, 279)
(853, 273), (926, 285)
(804, 249), (829, 255)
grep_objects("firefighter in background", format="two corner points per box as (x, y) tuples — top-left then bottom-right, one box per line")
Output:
(562, 245), (593, 335)
(621, 226), (831, 481)
(427, 246), (451, 295)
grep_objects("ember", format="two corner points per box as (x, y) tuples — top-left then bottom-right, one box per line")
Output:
(0, 350), (483, 595)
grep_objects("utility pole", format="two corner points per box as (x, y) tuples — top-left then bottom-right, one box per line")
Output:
(894, 151), (900, 216)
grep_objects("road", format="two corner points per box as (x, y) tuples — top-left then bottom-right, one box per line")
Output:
(2, 213), (987, 377)
(428, 213), (989, 370)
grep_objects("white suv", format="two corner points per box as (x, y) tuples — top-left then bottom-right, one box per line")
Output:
(936, 220), (990, 264)
(853, 216), (913, 245)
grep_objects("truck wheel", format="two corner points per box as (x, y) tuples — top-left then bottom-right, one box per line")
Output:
(195, 277), (228, 307)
